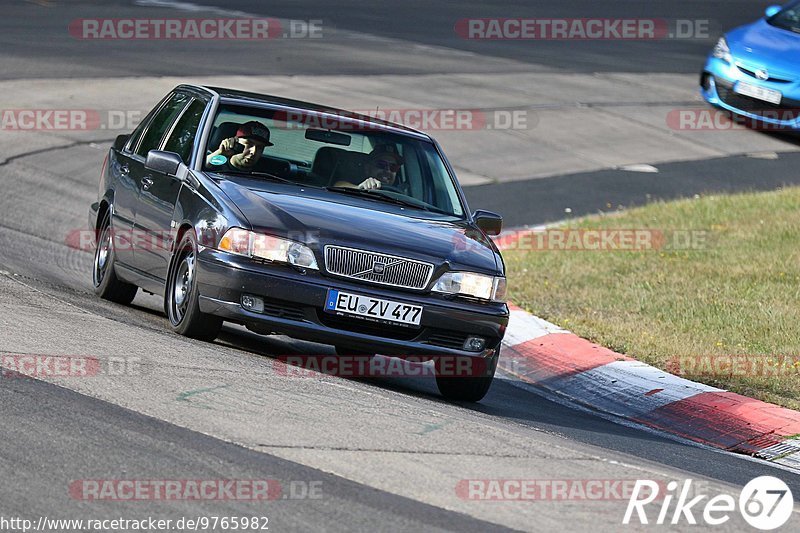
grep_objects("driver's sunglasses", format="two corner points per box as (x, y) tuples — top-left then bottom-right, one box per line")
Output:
(374, 159), (400, 172)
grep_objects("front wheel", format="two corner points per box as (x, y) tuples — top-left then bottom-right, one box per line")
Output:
(92, 210), (138, 304)
(435, 349), (499, 402)
(165, 230), (222, 341)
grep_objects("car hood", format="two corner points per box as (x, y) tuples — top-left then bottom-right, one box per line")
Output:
(215, 178), (502, 275)
(727, 20), (800, 79)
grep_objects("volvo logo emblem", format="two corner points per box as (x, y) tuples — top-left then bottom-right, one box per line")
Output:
(755, 69), (769, 81)
(352, 258), (403, 279)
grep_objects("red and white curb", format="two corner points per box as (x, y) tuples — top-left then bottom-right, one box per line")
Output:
(494, 231), (800, 470)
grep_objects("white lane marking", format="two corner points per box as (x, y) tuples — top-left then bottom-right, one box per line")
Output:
(746, 151), (779, 160)
(616, 164), (659, 173)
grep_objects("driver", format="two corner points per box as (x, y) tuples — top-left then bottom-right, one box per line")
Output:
(334, 144), (404, 190)
(206, 121), (273, 170)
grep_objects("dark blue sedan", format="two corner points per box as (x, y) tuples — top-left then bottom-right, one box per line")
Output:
(701, 2), (800, 129)
(89, 85), (508, 401)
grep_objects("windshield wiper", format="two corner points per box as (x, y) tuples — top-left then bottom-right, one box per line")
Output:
(325, 186), (434, 212)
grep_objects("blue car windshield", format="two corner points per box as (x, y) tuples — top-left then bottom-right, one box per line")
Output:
(767, 1), (800, 32)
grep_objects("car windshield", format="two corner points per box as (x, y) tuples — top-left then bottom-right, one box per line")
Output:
(767, 1), (800, 32)
(203, 103), (465, 217)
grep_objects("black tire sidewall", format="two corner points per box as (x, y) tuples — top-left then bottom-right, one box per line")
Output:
(93, 210), (137, 304)
(435, 348), (499, 402)
(167, 231), (198, 332)
(166, 230), (222, 340)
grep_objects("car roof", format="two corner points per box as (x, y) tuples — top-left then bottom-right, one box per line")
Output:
(185, 84), (431, 139)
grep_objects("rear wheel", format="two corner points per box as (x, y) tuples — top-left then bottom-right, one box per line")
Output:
(165, 230), (222, 341)
(435, 349), (499, 402)
(92, 210), (138, 305)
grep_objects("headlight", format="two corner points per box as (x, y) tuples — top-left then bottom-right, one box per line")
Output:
(218, 228), (318, 270)
(432, 272), (507, 302)
(712, 36), (732, 63)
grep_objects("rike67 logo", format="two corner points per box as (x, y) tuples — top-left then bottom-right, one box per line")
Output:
(624, 476), (794, 530)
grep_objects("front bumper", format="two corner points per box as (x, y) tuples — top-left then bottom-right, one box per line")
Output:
(700, 56), (800, 130)
(196, 248), (508, 358)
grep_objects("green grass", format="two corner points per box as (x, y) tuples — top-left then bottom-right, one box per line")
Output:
(504, 187), (800, 410)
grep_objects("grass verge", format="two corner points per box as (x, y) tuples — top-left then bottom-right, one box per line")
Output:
(504, 187), (800, 410)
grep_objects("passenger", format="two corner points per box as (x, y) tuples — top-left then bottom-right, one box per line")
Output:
(206, 121), (273, 170)
(334, 144), (404, 190)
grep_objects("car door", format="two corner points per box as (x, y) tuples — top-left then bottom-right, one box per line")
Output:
(133, 94), (207, 282)
(109, 108), (158, 267)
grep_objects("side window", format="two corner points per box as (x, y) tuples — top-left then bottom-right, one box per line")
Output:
(163, 99), (206, 164)
(125, 93), (170, 153)
(135, 92), (191, 158)
(125, 114), (150, 153)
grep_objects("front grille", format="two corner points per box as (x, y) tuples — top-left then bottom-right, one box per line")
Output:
(716, 85), (800, 120)
(736, 65), (792, 83)
(324, 246), (434, 290)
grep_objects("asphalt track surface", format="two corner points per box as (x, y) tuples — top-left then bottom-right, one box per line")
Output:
(464, 150), (800, 228)
(1, 1), (799, 531)
(0, 0), (780, 77)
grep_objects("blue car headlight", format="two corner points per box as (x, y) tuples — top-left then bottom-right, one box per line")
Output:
(712, 36), (732, 63)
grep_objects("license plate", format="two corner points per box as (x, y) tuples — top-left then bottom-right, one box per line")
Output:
(734, 81), (782, 105)
(324, 289), (422, 326)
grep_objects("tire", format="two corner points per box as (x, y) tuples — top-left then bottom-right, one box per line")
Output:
(92, 210), (138, 305)
(165, 230), (222, 341)
(435, 348), (499, 402)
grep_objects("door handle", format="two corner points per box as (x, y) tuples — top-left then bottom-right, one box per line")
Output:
(141, 177), (154, 191)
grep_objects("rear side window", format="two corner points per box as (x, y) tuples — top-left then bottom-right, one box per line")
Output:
(163, 99), (206, 164)
(126, 121), (147, 153)
(136, 92), (191, 158)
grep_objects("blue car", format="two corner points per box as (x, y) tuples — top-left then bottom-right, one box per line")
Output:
(701, 2), (800, 130)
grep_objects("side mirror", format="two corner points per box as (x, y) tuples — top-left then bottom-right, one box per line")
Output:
(765, 5), (782, 17)
(145, 150), (182, 176)
(113, 134), (130, 151)
(473, 210), (503, 236)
